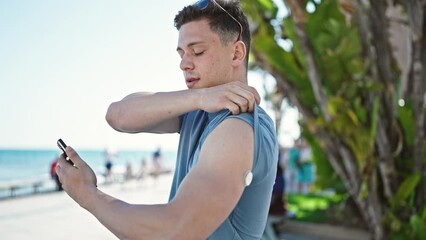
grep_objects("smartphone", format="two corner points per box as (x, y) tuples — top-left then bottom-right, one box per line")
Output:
(57, 138), (74, 165)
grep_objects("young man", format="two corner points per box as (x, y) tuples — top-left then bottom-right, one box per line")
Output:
(56, 0), (278, 239)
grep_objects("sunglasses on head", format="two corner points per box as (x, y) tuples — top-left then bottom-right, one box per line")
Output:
(196, 0), (243, 41)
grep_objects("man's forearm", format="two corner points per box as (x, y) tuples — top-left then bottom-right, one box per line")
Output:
(105, 82), (261, 133)
(106, 89), (200, 133)
(85, 189), (179, 239)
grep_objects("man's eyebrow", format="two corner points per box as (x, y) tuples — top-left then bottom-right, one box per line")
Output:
(176, 41), (205, 51)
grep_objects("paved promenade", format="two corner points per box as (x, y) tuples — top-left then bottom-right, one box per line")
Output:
(0, 173), (370, 240)
(0, 175), (171, 240)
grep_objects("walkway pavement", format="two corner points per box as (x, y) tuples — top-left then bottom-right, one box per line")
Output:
(280, 232), (331, 240)
(277, 219), (371, 240)
(0, 175), (171, 239)
(0, 174), (370, 239)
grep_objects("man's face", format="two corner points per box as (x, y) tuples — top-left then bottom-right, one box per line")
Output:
(177, 19), (235, 89)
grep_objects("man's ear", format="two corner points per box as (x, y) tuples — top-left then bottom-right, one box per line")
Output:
(232, 41), (246, 66)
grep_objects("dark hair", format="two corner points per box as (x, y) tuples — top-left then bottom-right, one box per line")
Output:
(174, 0), (251, 68)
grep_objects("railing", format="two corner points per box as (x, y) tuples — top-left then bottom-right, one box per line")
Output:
(0, 178), (53, 198)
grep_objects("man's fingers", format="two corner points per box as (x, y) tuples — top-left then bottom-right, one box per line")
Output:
(247, 86), (261, 105)
(228, 85), (259, 113)
(226, 102), (241, 115)
(203, 82), (260, 114)
(56, 156), (68, 185)
(227, 94), (249, 113)
(56, 158), (63, 174)
(64, 146), (84, 168)
(239, 89), (255, 112)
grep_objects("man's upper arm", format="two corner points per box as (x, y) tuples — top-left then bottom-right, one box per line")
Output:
(168, 118), (254, 239)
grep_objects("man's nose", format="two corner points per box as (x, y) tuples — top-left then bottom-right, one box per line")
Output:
(180, 55), (194, 71)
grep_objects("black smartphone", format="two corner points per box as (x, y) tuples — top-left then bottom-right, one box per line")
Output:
(57, 138), (74, 165)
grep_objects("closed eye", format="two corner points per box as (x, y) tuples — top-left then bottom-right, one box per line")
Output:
(194, 51), (205, 56)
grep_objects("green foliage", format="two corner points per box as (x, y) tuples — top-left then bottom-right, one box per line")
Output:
(389, 205), (426, 240)
(286, 193), (345, 223)
(287, 193), (364, 227)
(243, 0), (424, 238)
(302, 130), (346, 192)
(289, 0), (377, 170)
(410, 207), (426, 240)
(325, 96), (379, 177)
(245, 0), (391, 200)
(391, 173), (421, 210)
(252, 17), (316, 105)
(367, 171), (422, 238)
(281, 17), (306, 72)
(306, 0), (364, 96)
(243, 0), (278, 23)
(397, 104), (415, 146)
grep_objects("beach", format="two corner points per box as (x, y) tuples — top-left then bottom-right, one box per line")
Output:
(0, 174), (173, 240)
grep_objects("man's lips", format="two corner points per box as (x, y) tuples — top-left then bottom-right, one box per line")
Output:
(186, 77), (200, 88)
(186, 77), (200, 82)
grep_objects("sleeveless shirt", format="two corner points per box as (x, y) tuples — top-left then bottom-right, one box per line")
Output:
(168, 105), (278, 239)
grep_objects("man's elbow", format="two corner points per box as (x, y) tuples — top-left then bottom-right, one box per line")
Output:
(105, 102), (125, 132)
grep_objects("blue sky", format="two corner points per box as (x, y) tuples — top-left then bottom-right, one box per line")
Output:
(0, 1), (299, 150)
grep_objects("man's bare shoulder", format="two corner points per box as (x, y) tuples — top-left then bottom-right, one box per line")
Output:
(200, 117), (254, 158)
(215, 117), (253, 137)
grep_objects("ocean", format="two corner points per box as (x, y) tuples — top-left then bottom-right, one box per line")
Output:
(0, 148), (176, 199)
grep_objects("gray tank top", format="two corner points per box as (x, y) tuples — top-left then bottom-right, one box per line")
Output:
(169, 105), (278, 239)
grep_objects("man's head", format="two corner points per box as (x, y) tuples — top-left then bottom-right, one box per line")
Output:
(175, 0), (250, 66)
(175, 0), (250, 88)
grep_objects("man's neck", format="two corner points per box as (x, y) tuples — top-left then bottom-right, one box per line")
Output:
(232, 68), (248, 84)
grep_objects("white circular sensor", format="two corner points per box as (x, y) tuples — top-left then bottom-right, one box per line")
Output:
(244, 171), (253, 186)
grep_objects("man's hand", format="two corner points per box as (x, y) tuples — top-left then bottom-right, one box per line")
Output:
(197, 81), (261, 114)
(56, 146), (98, 209)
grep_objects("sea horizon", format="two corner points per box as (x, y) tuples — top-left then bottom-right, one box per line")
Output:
(0, 148), (176, 199)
